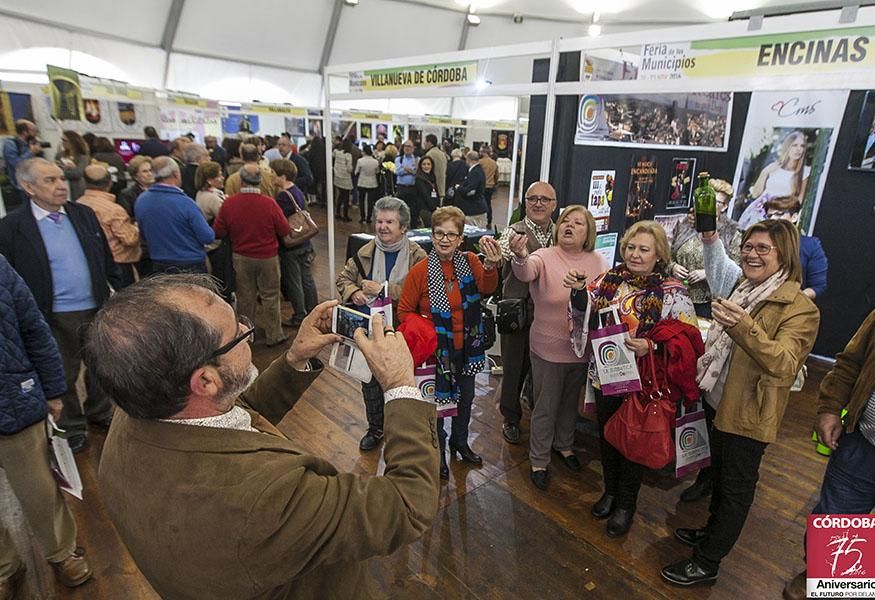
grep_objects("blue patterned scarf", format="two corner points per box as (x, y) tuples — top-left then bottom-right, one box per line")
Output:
(426, 250), (485, 404)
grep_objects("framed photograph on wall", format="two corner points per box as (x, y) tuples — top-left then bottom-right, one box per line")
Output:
(667, 157), (696, 209)
(849, 90), (875, 171)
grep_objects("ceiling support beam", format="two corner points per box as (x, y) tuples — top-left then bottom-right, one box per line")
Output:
(161, 0), (186, 89)
(320, 0), (345, 74)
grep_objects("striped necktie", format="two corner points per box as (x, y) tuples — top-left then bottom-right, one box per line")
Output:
(46, 212), (62, 224)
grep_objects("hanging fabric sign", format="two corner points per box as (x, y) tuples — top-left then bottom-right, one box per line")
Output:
(350, 61), (477, 92)
(47, 64), (84, 121)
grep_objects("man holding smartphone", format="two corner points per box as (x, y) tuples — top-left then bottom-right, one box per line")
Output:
(88, 274), (439, 599)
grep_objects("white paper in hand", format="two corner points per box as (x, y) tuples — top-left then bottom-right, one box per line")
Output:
(46, 416), (83, 500)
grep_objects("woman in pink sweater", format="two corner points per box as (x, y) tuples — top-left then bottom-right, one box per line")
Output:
(510, 205), (608, 491)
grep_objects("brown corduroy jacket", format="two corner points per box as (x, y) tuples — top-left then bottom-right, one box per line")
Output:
(817, 309), (875, 432)
(99, 357), (439, 600)
(714, 280), (820, 443)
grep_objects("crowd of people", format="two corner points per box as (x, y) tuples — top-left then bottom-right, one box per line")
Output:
(0, 116), (867, 600)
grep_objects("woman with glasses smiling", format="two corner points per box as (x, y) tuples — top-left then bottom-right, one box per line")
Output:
(398, 206), (502, 480)
(662, 219), (820, 586)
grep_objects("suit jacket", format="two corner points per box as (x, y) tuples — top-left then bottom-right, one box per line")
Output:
(99, 357), (439, 600)
(445, 158), (467, 191)
(456, 164), (487, 216)
(0, 200), (121, 320)
(139, 138), (169, 158)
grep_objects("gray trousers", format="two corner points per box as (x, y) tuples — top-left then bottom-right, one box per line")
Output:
(50, 309), (113, 436)
(528, 353), (587, 469)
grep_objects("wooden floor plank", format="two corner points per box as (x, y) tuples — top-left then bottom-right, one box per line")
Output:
(29, 190), (831, 598)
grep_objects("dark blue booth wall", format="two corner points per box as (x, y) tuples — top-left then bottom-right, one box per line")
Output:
(525, 54), (875, 357)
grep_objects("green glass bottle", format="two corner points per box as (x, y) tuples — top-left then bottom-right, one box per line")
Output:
(693, 172), (717, 233)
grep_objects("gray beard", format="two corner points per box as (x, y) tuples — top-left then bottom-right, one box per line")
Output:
(216, 363), (259, 408)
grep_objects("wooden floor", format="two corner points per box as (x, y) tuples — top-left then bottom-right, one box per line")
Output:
(34, 188), (828, 599)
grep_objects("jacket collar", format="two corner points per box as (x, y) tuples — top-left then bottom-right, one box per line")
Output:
(762, 279), (803, 305)
(110, 408), (305, 456)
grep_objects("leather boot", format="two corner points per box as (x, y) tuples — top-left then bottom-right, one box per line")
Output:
(591, 493), (615, 519)
(606, 508), (634, 537)
(439, 451), (449, 480)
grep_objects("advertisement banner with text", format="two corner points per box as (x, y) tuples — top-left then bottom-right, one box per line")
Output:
(639, 26), (875, 81)
(350, 61), (477, 92)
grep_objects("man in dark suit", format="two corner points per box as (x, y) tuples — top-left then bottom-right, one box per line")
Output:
(88, 277), (439, 599)
(453, 150), (488, 227)
(0, 158), (121, 453)
(181, 142), (209, 199)
(139, 126), (169, 158)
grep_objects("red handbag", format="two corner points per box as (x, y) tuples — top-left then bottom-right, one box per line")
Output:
(603, 344), (676, 469)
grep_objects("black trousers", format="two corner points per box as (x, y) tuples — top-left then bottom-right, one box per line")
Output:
(360, 378), (384, 435)
(484, 187), (495, 226)
(360, 186), (379, 223)
(50, 309), (114, 436)
(498, 326), (530, 427)
(693, 427), (768, 571)
(396, 185), (418, 227)
(595, 389), (645, 510)
(690, 400), (716, 485)
(335, 188), (351, 219)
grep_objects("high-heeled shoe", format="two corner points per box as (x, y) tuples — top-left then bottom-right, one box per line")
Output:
(440, 451), (449, 480)
(449, 443), (482, 465)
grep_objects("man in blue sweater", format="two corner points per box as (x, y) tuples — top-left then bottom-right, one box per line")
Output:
(0, 256), (93, 596)
(0, 158), (119, 454)
(134, 156), (215, 274)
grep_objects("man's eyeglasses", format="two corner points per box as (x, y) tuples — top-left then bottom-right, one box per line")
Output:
(432, 231), (462, 242)
(526, 195), (556, 205)
(208, 316), (255, 361)
(766, 210), (793, 219)
(740, 243), (776, 256)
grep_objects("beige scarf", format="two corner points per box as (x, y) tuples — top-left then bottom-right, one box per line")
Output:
(697, 270), (788, 392)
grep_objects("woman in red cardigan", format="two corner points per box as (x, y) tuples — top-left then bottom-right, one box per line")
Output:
(398, 206), (501, 480)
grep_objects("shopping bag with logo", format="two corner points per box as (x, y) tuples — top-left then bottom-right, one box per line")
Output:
(578, 372), (596, 416)
(675, 400), (711, 478)
(603, 345), (675, 469)
(368, 282), (394, 326)
(590, 306), (641, 396)
(415, 363), (457, 418)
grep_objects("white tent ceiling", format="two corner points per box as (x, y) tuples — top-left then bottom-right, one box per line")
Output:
(0, 0), (840, 111)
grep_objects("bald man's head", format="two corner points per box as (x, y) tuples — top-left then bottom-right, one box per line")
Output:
(84, 164), (112, 191)
(524, 181), (557, 227)
(239, 163), (262, 186)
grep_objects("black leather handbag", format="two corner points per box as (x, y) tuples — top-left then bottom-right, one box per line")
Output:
(481, 302), (497, 350)
(496, 298), (529, 334)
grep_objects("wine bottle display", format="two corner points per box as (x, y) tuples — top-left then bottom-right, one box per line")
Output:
(693, 172), (717, 233)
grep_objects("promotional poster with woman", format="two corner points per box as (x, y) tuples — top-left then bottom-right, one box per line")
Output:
(730, 90), (847, 236)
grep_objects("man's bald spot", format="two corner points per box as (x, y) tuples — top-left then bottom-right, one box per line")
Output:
(526, 181), (556, 199)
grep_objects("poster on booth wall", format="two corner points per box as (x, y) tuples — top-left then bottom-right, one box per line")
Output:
(491, 130), (513, 158)
(47, 64), (84, 121)
(113, 102), (139, 132)
(575, 93), (731, 151)
(729, 90), (848, 236)
(588, 170), (615, 232)
(162, 108), (222, 142)
(667, 158), (696, 210)
(222, 114), (259, 135)
(0, 93), (13, 136)
(626, 154), (658, 226)
(595, 232), (619, 266)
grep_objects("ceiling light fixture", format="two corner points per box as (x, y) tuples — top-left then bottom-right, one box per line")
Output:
(475, 78), (492, 90)
(588, 23), (602, 36)
(343, 0), (359, 5)
(467, 13), (481, 25)
(513, 13), (524, 23)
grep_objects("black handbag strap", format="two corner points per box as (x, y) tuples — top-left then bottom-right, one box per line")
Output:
(352, 252), (368, 279)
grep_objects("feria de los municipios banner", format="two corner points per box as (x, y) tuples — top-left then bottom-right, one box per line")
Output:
(638, 26), (875, 80)
(349, 62), (477, 92)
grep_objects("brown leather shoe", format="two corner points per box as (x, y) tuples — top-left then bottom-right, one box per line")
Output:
(51, 549), (93, 587)
(782, 570), (806, 600)
(0, 564), (25, 600)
